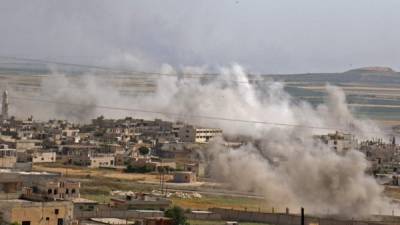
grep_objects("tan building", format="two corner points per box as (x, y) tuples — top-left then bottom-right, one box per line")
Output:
(315, 131), (357, 153)
(184, 163), (205, 177)
(0, 144), (17, 168)
(22, 179), (80, 201)
(0, 173), (22, 200)
(61, 128), (80, 137)
(178, 125), (222, 143)
(16, 140), (42, 152)
(110, 192), (171, 210)
(32, 152), (56, 164)
(172, 171), (196, 183)
(87, 154), (115, 168)
(0, 199), (73, 225)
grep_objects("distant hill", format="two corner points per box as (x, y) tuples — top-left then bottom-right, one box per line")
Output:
(263, 67), (400, 86)
(347, 66), (396, 73)
(1, 62), (400, 86)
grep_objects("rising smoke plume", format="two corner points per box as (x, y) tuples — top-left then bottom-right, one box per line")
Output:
(6, 64), (392, 217)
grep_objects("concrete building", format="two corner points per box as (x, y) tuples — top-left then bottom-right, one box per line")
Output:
(0, 169), (59, 189)
(22, 179), (80, 201)
(178, 125), (222, 143)
(315, 131), (357, 153)
(0, 173), (22, 200)
(0, 199), (73, 225)
(16, 139), (42, 152)
(184, 163), (205, 177)
(172, 171), (196, 183)
(110, 192), (171, 210)
(0, 144), (17, 168)
(72, 198), (99, 216)
(32, 151), (56, 163)
(61, 145), (115, 168)
(87, 154), (115, 168)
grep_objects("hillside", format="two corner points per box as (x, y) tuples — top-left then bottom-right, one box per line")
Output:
(263, 67), (400, 86)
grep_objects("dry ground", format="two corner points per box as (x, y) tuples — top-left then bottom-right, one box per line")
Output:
(33, 164), (271, 211)
(34, 164), (400, 212)
(33, 164), (160, 182)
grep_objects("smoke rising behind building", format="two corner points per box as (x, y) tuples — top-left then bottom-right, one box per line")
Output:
(1, 63), (394, 217)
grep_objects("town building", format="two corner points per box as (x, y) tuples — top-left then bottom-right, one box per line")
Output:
(314, 131), (357, 153)
(22, 179), (80, 201)
(110, 192), (171, 211)
(184, 162), (206, 177)
(178, 125), (222, 143)
(172, 171), (197, 183)
(87, 154), (115, 168)
(0, 199), (73, 225)
(0, 144), (17, 168)
(32, 151), (56, 163)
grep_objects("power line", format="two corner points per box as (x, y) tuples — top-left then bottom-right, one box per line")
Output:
(0, 56), (266, 84)
(8, 95), (385, 134)
(0, 56), (392, 135)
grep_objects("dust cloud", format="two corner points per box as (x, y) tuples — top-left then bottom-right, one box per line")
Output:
(6, 64), (393, 217)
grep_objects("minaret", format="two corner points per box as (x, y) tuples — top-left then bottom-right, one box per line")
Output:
(2, 90), (8, 120)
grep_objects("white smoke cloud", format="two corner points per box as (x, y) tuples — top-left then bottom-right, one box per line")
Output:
(6, 63), (393, 217)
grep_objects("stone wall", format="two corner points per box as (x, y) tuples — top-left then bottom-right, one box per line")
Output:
(74, 204), (163, 220)
(210, 208), (388, 225)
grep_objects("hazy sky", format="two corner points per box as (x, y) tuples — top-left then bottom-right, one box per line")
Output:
(0, 0), (399, 73)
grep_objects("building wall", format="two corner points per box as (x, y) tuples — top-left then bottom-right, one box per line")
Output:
(30, 180), (81, 201)
(16, 141), (40, 151)
(89, 155), (115, 168)
(211, 208), (386, 225)
(173, 172), (196, 183)
(178, 125), (222, 143)
(184, 163), (205, 177)
(0, 200), (73, 225)
(194, 128), (222, 143)
(32, 152), (56, 163)
(0, 149), (17, 168)
(178, 125), (196, 143)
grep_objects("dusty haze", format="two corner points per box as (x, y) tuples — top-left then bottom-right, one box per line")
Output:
(0, 0), (399, 73)
(4, 64), (394, 217)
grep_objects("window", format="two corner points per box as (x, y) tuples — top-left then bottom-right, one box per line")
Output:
(46, 217), (49, 221)
(54, 189), (58, 195)
(66, 189), (69, 194)
(71, 189), (76, 194)
(57, 218), (64, 225)
(48, 189), (52, 194)
(22, 221), (31, 225)
(54, 209), (59, 215)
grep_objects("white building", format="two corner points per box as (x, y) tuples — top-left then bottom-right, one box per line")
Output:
(315, 131), (357, 153)
(0, 144), (17, 168)
(178, 125), (222, 143)
(32, 151), (56, 163)
(88, 154), (115, 168)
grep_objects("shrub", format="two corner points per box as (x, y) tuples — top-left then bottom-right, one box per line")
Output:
(165, 206), (190, 225)
(138, 146), (150, 155)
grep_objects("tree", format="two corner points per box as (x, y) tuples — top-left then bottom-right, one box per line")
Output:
(165, 206), (190, 225)
(138, 146), (150, 155)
